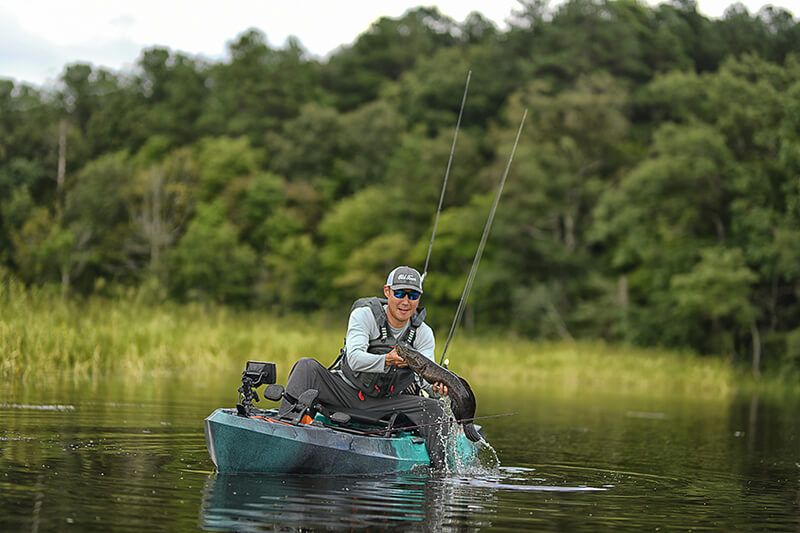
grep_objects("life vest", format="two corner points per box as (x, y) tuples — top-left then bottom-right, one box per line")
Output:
(336, 297), (425, 398)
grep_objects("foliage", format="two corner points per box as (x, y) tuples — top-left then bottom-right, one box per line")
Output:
(2, 0), (800, 375)
(168, 201), (257, 303)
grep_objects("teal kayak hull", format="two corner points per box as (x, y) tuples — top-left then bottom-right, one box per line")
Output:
(205, 408), (480, 475)
(205, 408), (434, 474)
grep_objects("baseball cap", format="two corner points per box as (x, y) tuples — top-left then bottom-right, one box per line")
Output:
(386, 266), (423, 293)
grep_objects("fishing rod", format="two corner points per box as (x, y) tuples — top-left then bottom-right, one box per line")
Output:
(421, 70), (472, 283)
(362, 411), (516, 437)
(439, 109), (528, 365)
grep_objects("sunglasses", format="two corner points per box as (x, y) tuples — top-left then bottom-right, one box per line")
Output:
(392, 289), (421, 301)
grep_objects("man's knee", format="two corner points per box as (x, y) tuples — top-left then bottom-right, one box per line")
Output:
(290, 357), (323, 376)
(286, 358), (326, 390)
(293, 357), (320, 369)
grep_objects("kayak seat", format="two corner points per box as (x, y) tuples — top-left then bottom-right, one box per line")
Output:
(315, 404), (414, 437)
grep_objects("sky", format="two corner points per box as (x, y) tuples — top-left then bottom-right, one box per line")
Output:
(1, 0), (798, 87)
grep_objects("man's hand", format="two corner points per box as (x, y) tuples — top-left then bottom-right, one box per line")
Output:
(384, 348), (408, 368)
(432, 382), (449, 396)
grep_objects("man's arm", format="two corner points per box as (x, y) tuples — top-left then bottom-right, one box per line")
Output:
(344, 307), (387, 373)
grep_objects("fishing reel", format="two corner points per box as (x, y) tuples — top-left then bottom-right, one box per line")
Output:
(237, 361), (284, 416)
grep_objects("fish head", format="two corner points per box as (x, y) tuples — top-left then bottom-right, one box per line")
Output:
(395, 342), (425, 365)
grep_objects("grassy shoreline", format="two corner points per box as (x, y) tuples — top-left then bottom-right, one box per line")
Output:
(1, 280), (792, 397)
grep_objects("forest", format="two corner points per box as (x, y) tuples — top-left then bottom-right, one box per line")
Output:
(1, 0), (799, 377)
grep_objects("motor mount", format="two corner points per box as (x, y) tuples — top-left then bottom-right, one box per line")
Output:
(237, 361), (278, 416)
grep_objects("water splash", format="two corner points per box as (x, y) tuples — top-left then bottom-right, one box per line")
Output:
(476, 440), (501, 469)
(435, 396), (501, 476)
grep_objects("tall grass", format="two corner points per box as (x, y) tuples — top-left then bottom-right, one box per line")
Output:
(445, 335), (736, 397)
(0, 275), (774, 397)
(0, 277), (341, 383)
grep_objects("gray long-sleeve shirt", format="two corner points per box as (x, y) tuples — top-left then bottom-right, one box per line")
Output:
(337, 305), (435, 389)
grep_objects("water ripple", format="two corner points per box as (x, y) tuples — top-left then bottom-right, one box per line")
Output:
(0, 403), (75, 411)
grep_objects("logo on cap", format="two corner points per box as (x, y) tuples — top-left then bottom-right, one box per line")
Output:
(387, 265), (423, 292)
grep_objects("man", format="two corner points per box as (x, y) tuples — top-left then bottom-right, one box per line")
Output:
(277, 265), (450, 468)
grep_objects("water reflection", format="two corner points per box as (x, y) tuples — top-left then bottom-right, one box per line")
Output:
(199, 466), (624, 531)
(201, 472), (498, 530)
(1, 382), (799, 531)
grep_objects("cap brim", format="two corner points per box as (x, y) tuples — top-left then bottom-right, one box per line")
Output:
(390, 283), (423, 293)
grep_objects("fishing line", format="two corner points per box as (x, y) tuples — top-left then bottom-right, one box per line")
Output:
(440, 109), (528, 365)
(422, 70), (472, 283)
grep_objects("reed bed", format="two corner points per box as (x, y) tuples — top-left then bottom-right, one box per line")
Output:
(0, 278), (337, 383)
(444, 335), (736, 398)
(0, 277), (753, 398)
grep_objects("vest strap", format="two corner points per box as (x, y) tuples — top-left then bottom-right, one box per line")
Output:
(338, 297), (425, 397)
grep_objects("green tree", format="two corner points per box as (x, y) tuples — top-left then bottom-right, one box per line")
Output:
(62, 151), (136, 290)
(267, 103), (342, 194)
(671, 247), (758, 372)
(83, 68), (139, 157)
(128, 147), (199, 284)
(194, 136), (262, 200)
(133, 48), (209, 147)
(413, 195), (490, 333)
(222, 171), (287, 252)
(335, 100), (407, 196)
(260, 234), (320, 311)
(322, 7), (458, 110)
(318, 186), (391, 301)
(511, 0), (692, 87)
(386, 41), (519, 132)
(382, 127), (484, 227)
(0, 159), (49, 264)
(654, 0), (725, 72)
(200, 30), (319, 143)
(0, 81), (59, 189)
(9, 207), (79, 287)
(333, 232), (414, 301)
(168, 201), (256, 303)
(487, 74), (630, 337)
(593, 122), (734, 347)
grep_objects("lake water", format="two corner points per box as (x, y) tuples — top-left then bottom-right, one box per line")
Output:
(1, 371), (798, 531)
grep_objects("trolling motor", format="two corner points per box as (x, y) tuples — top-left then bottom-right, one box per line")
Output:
(236, 361), (284, 416)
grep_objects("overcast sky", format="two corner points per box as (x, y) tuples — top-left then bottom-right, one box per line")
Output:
(1, 0), (797, 87)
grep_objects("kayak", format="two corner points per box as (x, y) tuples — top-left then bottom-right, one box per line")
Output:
(204, 407), (479, 475)
(203, 360), (480, 475)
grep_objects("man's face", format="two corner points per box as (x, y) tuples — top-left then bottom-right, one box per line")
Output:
(383, 285), (420, 325)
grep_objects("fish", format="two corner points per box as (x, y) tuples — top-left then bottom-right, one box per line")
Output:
(395, 342), (483, 442)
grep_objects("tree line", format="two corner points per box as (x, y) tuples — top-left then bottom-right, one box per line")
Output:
(1, 0), (799, 375)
